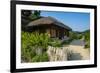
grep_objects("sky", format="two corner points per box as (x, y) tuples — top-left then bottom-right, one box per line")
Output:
(40, 11), (90, 32)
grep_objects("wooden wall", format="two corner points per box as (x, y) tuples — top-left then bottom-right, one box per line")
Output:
(46, 25), (69, 39)
(27, 24), (70, 39)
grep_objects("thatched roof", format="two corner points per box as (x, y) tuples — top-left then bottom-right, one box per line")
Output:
(27, 17), (72, 30)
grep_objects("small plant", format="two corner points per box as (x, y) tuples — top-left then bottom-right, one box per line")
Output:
(48, 38), (62, 47)
(32, 52), (49, 62)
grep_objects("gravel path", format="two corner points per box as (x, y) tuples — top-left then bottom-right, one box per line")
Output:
(68, 39), (90, 60)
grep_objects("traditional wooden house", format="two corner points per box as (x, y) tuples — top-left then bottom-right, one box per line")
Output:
(26, 16), (72, 39)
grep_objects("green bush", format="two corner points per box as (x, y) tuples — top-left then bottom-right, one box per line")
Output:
(32, 52), (49, 62)
(48, 38), (62, 47)
(21, 31), (50, 62)
(84, 30), (90, 48)
(69, 32), (78, 40)
(21, 31), (64, 62)
(21, 32), (35, 62)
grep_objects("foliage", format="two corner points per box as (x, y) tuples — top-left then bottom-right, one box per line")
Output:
(69, 31), (79, 40)
(78, 34), (83, 39)
(84, 30), (90, 48)
(21, 10), (41, 31)
(21, 31), (50, 62)
(48, 38), (62, 47)
(32, 52), (49, 62)
(21, 32), (34, 62)
(21, 10), (32, 17)
(29, 10), (41, 20)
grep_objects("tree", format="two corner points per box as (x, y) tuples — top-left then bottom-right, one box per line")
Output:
(21, 10), (32, 17)
(29, 10), (41, 20)
(21, 10), (41, 31)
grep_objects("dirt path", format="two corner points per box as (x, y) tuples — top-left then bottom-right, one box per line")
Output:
(68, 39), (90, 60)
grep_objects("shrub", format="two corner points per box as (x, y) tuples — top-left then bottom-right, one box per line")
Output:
(84, 31), (90, 48)
(21, 31), (50, 62)
(48, 38), (62, 47)
(21, 32), (34, 62)
(21, 31), (65, 62)
(69, 32), (78, 40)
(32, 52), (49, 62)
